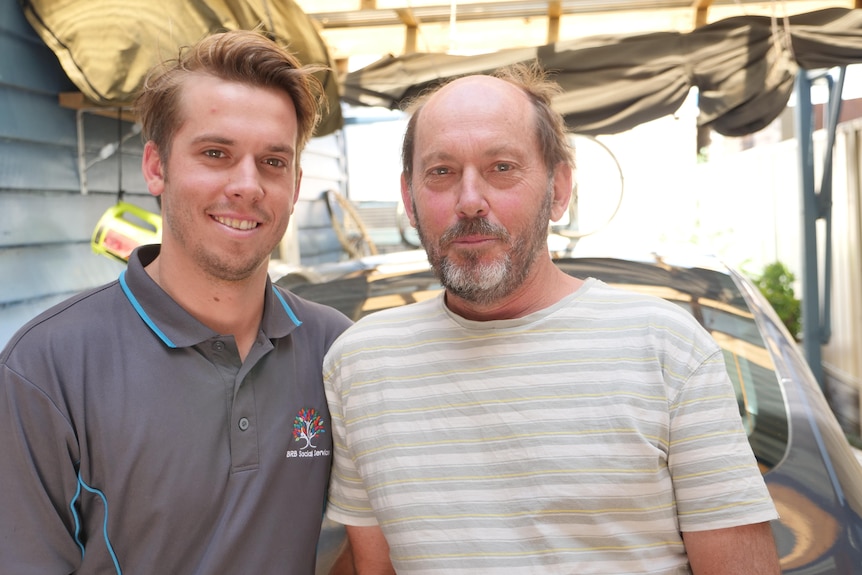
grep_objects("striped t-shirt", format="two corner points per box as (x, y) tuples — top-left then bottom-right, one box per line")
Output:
(323, 278), (778, 574)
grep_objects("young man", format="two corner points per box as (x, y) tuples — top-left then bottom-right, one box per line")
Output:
(323, 64), (782, 574)
(0, 30), (351, 573)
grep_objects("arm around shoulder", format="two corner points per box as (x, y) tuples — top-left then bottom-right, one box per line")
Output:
(683, 521), (781, 575)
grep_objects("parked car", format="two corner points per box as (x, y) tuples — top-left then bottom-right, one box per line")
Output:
(296, 253), (862, 574)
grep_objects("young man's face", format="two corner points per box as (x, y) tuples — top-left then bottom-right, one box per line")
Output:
(143, 74), (301, 283)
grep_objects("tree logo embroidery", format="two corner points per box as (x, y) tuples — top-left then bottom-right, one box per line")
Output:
(293, 407), (325, 450)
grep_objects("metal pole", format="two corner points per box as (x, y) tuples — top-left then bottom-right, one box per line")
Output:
(794, 71), (824, 386)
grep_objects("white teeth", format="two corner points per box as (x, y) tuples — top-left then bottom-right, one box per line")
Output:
(214, 216), (258, 230)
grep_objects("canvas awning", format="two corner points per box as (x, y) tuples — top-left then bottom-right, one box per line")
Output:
(343, 8), (862, 137)
(20, 0), (343, 135)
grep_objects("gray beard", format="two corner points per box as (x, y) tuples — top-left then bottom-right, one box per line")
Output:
(414, 184), (554, 306)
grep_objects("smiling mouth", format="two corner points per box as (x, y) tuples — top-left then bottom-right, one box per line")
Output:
(213, 215), (259, 231)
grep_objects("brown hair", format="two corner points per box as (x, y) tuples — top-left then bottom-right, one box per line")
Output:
(401, 62), (573, 181)
(136, 29), (327, 168)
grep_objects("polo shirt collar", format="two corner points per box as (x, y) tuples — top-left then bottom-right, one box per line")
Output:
(120, 245), (302, 349)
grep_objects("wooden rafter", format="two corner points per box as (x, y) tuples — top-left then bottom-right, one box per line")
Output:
(58, 92), (136, 123)
(692, 0), (714, 28)
(396, 7), (420, 53)
(548, 0), (562, 43)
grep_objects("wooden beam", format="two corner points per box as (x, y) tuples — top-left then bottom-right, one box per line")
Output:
(59, 92), (136, 123)
(395, 7), (419, 28)
(692, 0), (712, 28)
(548, 0), (562, 44)
(404, 25), (419, 54)
(691, 0), (713, 157)
(360, 0), (376, 10)
(334, 57), (350, 77)
(396, 8), (420, 54)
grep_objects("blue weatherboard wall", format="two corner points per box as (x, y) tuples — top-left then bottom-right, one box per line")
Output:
(0, 2), (151, 345)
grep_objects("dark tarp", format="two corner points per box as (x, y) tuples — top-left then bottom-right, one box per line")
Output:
(343, 8), (862, 137)
(19, 0), (343, 135)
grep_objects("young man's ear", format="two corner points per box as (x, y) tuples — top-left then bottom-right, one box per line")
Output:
(142, 141), (166, 198)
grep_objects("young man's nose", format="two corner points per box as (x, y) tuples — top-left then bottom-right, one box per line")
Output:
(226, 156), (264, 200)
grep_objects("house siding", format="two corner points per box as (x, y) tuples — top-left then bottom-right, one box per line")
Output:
(0, 3), (150, 345)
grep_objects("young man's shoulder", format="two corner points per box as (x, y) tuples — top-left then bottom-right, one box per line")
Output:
(1, 280), (122, 361)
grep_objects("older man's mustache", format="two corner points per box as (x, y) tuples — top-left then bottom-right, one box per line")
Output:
(439, 218), (510, 246)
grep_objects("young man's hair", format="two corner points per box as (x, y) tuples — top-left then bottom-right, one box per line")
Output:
(400, 62), (574, 182)
(136, 29), (327, 168)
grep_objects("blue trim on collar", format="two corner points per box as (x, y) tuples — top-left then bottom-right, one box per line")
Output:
(119, 270), (177, 348)
(272, 285), (302, 327)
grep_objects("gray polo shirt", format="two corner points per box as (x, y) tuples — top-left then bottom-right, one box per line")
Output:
(0, 245), (352, 574)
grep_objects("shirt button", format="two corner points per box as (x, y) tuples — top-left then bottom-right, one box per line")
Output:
(212, 341), (225, 351)
(238, 417), (250, 431)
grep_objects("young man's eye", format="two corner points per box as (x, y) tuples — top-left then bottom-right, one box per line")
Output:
(265, 158), (286, 168)
(204, 149), (224, 159)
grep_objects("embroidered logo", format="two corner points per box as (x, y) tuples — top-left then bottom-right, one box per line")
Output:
(286, 407), (330, 459)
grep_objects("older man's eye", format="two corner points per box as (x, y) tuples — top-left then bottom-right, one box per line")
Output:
(204, 149), (224, 159)
(495, 163), (513, 172)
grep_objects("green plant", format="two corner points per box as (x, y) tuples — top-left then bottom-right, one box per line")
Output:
(752, 262), (802, 339)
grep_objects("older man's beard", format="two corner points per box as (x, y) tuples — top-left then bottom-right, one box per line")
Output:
(414, 185), (555, 306)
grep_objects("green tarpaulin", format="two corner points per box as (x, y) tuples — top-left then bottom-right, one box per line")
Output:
(20, 0), (343, 135)
(343, 8), (862, 137)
